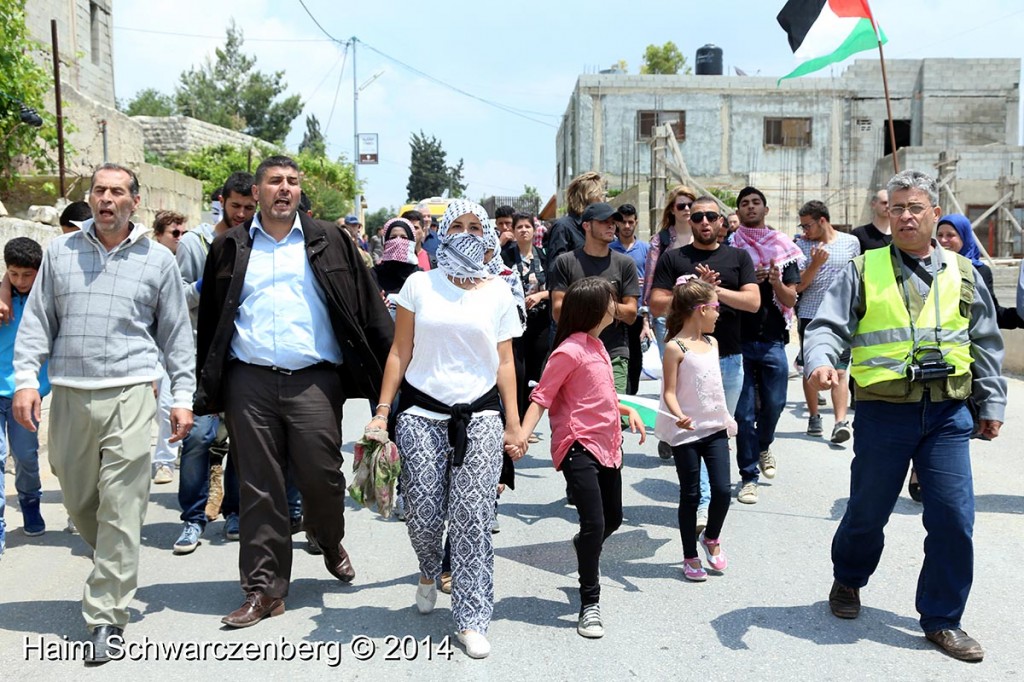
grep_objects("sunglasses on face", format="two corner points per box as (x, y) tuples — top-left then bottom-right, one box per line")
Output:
(675, 202), (693, 211)
(169, 229), (184, 238)
(689, 211), (721, 223)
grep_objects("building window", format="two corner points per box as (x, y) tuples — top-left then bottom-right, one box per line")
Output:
(857, 118), (872, 132)
(764, 117), (812, 147)
(90, 2), (101, 65)
(638, 111), (686, 141)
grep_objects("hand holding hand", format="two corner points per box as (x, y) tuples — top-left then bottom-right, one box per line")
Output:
(696, 264), (721, 286)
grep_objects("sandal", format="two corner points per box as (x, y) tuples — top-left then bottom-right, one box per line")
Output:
(683, 558), (707, 582)
(699, 532), (728, 572)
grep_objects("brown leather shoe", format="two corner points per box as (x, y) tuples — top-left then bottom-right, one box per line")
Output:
(221, 592), (285, 628)
(925, 629), (984, 662)
(307, 530), (355, 583)
(828, 579), (860, 619)
(324, 542), (356, 583)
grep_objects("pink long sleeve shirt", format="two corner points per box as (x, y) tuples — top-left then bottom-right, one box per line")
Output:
(530, 332), (623, 470)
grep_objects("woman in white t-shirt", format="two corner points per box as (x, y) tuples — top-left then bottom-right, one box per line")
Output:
(366, 199), (525, 660)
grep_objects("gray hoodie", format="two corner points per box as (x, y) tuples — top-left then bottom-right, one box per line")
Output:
(14, 220), (196, 408)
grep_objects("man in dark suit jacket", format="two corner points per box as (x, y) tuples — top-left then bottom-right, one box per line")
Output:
(195, 155), (393, 628)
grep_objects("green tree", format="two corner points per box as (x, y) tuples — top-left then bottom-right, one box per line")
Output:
(521, 184), (541, 203)
(447, 158), (466, 198)
(640, 41), (691, 75)
(406, 131), (449, 201)
(0, 1), (64, 191)
(296, 149), (357, 222)
(298, 114), (326, 157)
(364, 206), (395, 234)
(120, 88), (176, 117)
(175, 21), (303, 144)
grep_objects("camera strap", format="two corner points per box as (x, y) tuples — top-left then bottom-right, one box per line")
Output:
(896, 247), (943, 355)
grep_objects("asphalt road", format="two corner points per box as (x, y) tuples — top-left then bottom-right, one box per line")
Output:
(2, 363), (1022, 680)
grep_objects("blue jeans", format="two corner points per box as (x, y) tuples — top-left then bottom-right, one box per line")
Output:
(653, 316), (668, 357)
(697, 353), (744, 513)
(178, 414), (239, 527)
(0, 395), (42, 546)
(736, 341), (789, 483)
(832, 398), (974, 632)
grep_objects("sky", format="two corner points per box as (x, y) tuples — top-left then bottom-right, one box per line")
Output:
(112, 0), (1024, 214)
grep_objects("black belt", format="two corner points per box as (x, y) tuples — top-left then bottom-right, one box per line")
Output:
(238, 360), (336, 376)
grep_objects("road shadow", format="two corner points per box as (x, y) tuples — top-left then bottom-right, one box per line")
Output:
(711, 602), (927, 653)
(494, 587), (578, 629)
(494, 528), (677, 593)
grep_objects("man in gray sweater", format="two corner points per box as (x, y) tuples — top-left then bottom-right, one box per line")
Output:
(12, 163), (196, 664)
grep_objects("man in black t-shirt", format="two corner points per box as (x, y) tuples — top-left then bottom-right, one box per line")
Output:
(851, 189), (892, 253)
(550, 202), (640, 393)
(650, 196), (760, 525)
(730, 187), (803, 505)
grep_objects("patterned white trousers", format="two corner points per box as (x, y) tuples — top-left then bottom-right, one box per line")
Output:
(396, 412), (503, 634)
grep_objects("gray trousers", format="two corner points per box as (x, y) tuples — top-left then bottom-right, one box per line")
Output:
(396, 412), (503, 634)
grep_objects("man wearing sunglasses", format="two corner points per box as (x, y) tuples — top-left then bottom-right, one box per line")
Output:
(649, 196), (760, 529)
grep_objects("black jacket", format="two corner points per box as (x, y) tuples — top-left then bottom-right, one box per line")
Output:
(194, 213), (395, 415)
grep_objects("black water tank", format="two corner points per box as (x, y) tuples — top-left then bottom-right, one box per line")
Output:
(695, 44), (723, 75)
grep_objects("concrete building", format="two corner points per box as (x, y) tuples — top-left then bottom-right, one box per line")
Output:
(21, 0), (202, 227)
(557, 58), (1024, 255)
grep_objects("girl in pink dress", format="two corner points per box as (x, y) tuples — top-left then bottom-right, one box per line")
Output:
(655, 278), (737, 582)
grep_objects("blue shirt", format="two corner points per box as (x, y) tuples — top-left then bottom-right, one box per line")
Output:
(421, 230), (440, 257)
(610, 238), (651, 302)
(1, 291), (49, 398)
(230, 214), (343, 370)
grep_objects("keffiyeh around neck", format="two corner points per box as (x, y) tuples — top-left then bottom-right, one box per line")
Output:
(436, 199), (494, 281)
(732, 225), (806, 328)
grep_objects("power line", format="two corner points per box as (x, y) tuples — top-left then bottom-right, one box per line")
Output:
(112, 25), (333, 43)
(325, 43), (350, 132)
(296, 0), (346, 44)
(355, 38), (558, 129)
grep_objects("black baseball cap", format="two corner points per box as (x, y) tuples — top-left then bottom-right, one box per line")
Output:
(582, 202), (623, 222)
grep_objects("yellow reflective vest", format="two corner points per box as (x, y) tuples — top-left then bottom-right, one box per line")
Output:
(850, 247), (973, 389)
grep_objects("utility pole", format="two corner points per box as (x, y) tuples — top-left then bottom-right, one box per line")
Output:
(351, 37), (360, 218)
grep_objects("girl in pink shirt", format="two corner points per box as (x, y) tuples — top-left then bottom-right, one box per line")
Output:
(517, 277), (645, 640)
(655, 279), (737, 582)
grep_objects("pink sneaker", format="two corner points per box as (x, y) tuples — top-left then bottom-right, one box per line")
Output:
(699, 532), (728, 571)
(683, 558), (707, 582)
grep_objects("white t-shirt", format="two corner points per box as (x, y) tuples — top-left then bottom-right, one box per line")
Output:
(394, 269), (522, 418)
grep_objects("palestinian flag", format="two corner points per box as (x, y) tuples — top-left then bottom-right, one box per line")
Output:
(777, 0), (885, 81)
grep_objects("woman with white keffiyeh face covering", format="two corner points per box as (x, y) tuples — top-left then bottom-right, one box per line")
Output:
(366, 199), (526, 659)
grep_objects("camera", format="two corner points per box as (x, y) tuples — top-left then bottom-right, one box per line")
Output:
(906, 359), (954, 383)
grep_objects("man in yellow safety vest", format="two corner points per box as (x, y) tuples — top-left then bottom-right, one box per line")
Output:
(804, 169), (1006, 664)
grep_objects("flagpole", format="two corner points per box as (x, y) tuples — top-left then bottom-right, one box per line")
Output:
(873, 20), (900, 174)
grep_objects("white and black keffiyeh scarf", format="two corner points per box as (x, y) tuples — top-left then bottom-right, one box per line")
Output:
(436, 199), (493, 281)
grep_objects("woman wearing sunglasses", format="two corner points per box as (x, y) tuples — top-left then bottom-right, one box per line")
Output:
(643, 185), (697, 356)
(152, 210), (188, 255)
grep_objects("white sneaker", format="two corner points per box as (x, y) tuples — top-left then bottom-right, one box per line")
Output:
(577, 603), (605, 638)
(758, 449), (776, 479)
(695, 511), (708, 536)
(415, 581), (437, 614)
(458, 630), (490, 659)
(737, 481), (759, 504)
(153, 464), (174, 484)
(394, 494), (406, 522)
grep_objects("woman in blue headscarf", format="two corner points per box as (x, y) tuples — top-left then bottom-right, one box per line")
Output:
(936, 214), (1022, 329)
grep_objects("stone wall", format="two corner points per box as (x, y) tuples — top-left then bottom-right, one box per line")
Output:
(25, 0), (116, 107)
(134, 116), (275, 158)
(0, 218), (60, 255)
(135, 162), (203, 228)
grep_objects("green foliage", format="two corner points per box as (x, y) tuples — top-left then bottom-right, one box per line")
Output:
(640, 42), (691, 75)
(406, 131), (467, 201)
(707, 186), (737, 208)
(364, 206), (395, 234)
(0, 1), (64, 191)
(175, 21), (303, 144)
(606, 189), (622, 199)
(158, 143), (269, 202)
(120, 88), (176, 117)
(522, 185), (541, 203)
(298, 114), (326, 157)
(295, 150), (356, 222)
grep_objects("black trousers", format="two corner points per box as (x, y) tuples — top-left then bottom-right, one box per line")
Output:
(672, 430), (731, 558)
(625, 316), (645, 395)
(224, 363), (346, 598)
(563, 442), (622, 607)
(515, 307), (552, 418)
